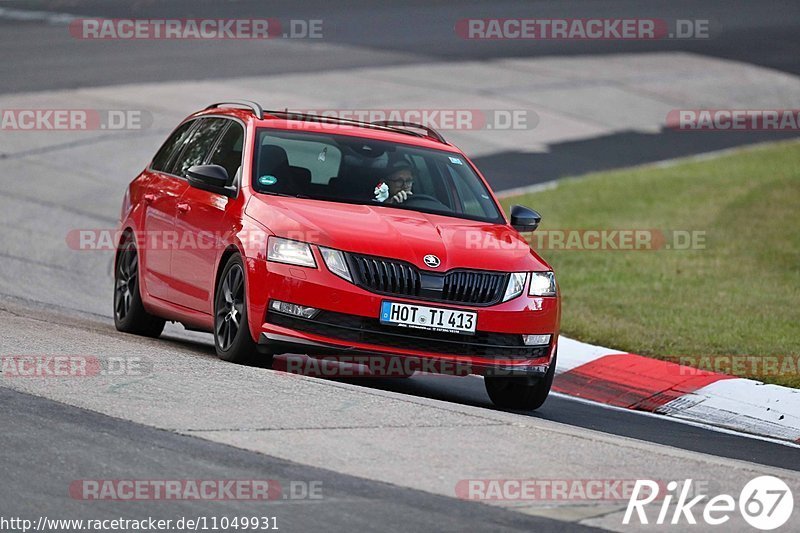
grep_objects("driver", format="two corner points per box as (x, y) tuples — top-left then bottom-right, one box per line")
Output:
(374, 162), (414, 204)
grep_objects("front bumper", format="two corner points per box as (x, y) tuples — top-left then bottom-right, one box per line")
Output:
(247, 257), (560, 377)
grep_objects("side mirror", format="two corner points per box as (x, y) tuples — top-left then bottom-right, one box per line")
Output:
(186, 165), (236, 198)
(510, 205), (541, 232)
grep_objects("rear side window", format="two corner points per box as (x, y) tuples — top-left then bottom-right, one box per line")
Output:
(151, 120), (195, 172)
(208, 121), (245, 184)
(171, 118), (228, 177)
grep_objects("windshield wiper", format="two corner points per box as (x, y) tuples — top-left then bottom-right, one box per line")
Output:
(256, 191), (310, 199)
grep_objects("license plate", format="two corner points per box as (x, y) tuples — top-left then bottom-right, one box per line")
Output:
(379, 301), (476, 335)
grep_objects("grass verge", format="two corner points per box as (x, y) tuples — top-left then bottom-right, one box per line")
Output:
(500, 141), (800, 388)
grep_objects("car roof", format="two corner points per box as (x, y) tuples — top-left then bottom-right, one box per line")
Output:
(192, 105), (463, 153)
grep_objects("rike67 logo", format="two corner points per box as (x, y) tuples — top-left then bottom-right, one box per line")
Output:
(624, 476), (794, 530)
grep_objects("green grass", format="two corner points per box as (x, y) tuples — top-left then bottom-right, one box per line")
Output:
(500, 141), (800, 387)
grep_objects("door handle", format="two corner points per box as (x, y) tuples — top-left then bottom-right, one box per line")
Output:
(143, 193), (156, 204)
(177, 202), (191, 214)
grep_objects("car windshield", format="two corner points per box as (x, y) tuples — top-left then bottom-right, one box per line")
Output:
(252, 128), (504, 223)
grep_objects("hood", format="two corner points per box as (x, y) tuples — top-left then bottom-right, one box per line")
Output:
(245, 196), (550, 272)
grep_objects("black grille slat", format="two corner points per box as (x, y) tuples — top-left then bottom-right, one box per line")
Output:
(389, 263), (398, 292)
(452, 272), (462, 301)
(465, 273), (475, 303)
(366, 258), (375, 288)
(468, 273), (479, 303)
(475, 273), (483, 302)
(477, 273), (488, 302)
(354, 257), (364, 283)
(486, 274), (496, 301)
(347, 253), (506, 306)
(360, 257), (372, 285)
(382, 261), (392, 291)
(397, 264), (406, 294)
(371, 259), (382, 291)
(489, 276), (499, 301)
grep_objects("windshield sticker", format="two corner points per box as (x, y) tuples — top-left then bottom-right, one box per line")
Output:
(258, 175), (278, 186)
(449, 156), (463, 165)
(318, 147), (327, 162)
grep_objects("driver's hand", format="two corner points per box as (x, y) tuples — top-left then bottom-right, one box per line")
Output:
(389, 190), (413, 204)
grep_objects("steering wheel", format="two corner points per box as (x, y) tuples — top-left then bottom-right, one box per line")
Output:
(400, 194), (449, 209)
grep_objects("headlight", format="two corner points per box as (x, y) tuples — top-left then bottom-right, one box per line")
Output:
(502, 272), (528, 302)
(319, 247), (352, 282)
(267, 237), (316, 268)
(529, 271), (556, 296)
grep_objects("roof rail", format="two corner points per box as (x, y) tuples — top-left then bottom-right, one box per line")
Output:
(263, 109), (448, 144)
(371, 120), (447, 144)
(205, 100), (263, 117)
(201, 104), (448, 144)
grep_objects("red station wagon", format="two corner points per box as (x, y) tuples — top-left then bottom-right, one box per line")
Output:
(114, 101), (560, 410)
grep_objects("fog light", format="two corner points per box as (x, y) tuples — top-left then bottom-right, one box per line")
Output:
(270, 300), (319, 319)
(522, 334), (551, 346)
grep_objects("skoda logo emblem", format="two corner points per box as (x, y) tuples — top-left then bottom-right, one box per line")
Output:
(423, 254), (441, 268)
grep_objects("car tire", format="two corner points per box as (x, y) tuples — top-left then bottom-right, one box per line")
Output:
(214, 254), (269, 366)
(113, 237), (166, 338)
(484, 350), (557, 411)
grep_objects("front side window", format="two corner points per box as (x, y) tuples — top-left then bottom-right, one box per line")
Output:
(171, 118), (228, 177)
(208, 121), (245, 184)
(151, 120), (195, 173)
(252, 129), (503, 223)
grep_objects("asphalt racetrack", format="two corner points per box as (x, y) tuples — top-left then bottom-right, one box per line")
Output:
(0, 2), (798, 531)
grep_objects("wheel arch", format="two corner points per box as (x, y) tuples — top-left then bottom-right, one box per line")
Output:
(114, 227), (136, 271)
(214, 244), (242, 301)
(213, 243), (263, 344)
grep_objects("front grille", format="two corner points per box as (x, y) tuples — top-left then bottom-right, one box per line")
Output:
(346, 253), (508, 306)
(441, 271), (507, 305)
(348, 254), (422, 296)
(267, 310), (549, 359)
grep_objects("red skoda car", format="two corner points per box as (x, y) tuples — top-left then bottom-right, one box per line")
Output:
(114, 101), (560, 410)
